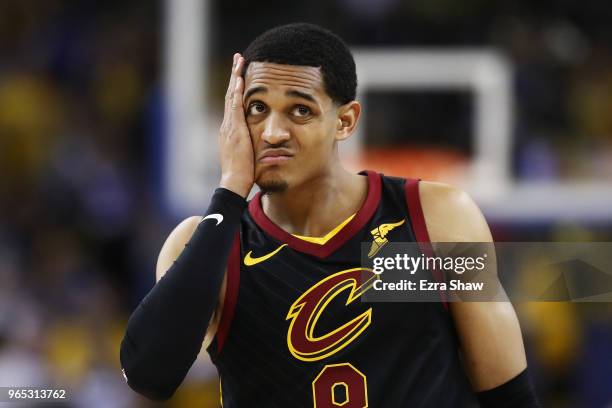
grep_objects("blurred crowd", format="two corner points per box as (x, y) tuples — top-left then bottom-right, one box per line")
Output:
(0, 0), (611, 407)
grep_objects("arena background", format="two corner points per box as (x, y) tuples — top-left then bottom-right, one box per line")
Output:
(1, 0), (611, 406)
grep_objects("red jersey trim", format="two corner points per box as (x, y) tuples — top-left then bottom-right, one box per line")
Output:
(248, 170), (382, 259)
(216, 232), (241, 353)
(405, 178), (449, 310)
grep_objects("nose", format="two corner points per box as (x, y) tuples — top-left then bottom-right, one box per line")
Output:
(261, 112), (291, 145)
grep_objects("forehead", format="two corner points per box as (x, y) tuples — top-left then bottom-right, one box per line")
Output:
(244, 62), (327, 99)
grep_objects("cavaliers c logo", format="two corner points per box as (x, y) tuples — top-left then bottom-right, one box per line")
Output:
(286, 268), (377, 362)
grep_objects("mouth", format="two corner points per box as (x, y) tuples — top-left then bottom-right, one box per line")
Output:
(258, 149), (294, 164)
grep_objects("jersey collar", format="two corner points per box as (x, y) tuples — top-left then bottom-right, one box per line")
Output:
(248, 170), (382, 258)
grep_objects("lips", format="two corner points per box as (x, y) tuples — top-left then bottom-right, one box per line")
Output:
(258, 149), (294, 164)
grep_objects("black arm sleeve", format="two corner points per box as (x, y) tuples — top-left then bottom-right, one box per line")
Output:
(477, 368), (541, 408)
(119, 188), (246, 400)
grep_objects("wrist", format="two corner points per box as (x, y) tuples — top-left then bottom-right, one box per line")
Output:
(211, 187), (247, 209)
(219, 176), (252, 198)
(203, 187), (247, 224)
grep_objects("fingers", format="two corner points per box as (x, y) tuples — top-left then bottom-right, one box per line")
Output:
(224, 53), (239, 103)
(225, 53), (245, 113)
(231, 57), (245, 108)
(231, 76), (243, 111)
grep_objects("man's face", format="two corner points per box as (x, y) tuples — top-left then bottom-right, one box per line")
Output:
(243, 62), (340, 193)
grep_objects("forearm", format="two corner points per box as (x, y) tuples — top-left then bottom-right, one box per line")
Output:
(451, 302), (539, 406)
(452, 301), (527, 390)
(119, 188), (245, 400)
(477, 368), (541, 408)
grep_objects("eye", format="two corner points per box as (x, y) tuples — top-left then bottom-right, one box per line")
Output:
(247, 102), (266, 116)
(292, 105), (311, 117)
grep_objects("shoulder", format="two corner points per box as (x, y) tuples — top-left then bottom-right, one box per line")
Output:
(156, 216), (203, 281)
(417, 180), (492, 243)
(168, 215), (203, 241)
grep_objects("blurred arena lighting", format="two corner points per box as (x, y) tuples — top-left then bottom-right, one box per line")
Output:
(164, 0), (212, 217)
(347, 48), (513, 199)
(164, 1), (612, 223)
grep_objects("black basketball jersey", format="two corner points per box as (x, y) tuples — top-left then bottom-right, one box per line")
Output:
(207, 171), (477, 407)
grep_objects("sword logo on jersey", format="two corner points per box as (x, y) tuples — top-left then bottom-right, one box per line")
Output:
(367, 219), (405, 258)
(286, 268), (378, 362)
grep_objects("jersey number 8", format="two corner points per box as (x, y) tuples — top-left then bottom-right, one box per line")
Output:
(312, 363), (368, 407)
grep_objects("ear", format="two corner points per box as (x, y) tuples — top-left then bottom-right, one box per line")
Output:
(334, 101), (361, 142)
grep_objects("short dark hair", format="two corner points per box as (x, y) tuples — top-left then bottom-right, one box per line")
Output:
(243, 23), (357, 105)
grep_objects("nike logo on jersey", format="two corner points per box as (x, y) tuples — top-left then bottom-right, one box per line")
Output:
(202, 213), (223, 226)
(244, 244), (288, 266)
(367, 219), (405, 258)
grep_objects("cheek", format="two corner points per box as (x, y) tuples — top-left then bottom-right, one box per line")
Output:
(296, 129), (335, 164)
(246, 121), (261, 141)
(311, 121), (337, 150)
(296, 127), (322, 149)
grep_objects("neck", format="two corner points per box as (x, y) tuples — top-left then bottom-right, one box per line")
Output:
(261, 164), (368, 237)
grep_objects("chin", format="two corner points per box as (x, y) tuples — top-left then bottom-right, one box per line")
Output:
(256, 172), (289, 194)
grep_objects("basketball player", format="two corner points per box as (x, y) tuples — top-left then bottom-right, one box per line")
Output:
(120, 23), (539, 407)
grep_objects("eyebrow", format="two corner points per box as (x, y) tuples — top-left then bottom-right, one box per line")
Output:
(285, 90), (317, 104)
(244, 86), (267, 101)
(243, 86), (317, 104)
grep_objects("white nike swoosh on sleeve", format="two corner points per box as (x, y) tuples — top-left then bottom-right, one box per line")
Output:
(202, 213), (223, 226)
